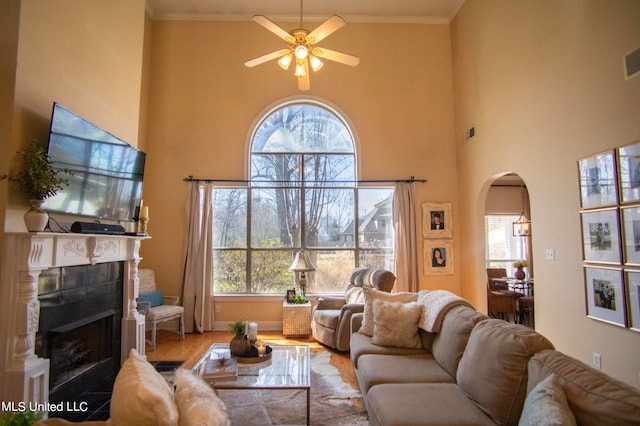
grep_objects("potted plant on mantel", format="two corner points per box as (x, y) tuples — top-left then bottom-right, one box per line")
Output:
(1, 140), (72, 232)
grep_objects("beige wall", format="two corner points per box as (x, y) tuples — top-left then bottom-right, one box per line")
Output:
(141, 20), (459, 322)
(453, 0), (640, 387)
(3, 0), (146, 231)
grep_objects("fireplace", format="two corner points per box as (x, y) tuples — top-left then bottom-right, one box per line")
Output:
(35, 263), (123, 403)
(0, 233), (147, 408)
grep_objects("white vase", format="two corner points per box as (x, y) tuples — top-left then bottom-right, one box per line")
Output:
(23, 199), (49, 232)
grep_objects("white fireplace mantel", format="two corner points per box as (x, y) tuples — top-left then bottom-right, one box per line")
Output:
(0, 232), (148, 405)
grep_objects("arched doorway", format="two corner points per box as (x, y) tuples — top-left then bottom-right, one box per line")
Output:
(484, 173), (534, 327)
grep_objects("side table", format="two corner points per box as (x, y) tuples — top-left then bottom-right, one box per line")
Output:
(282, 301), (312, 337)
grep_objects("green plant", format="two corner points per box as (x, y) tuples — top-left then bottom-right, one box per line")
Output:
(293, 293), (308, 304)
(228, 319), (246, 336)
(0, 140), (72, 200)
(0, 410), (42, 426)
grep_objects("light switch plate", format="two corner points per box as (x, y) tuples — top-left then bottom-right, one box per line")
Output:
(545, 249), (555, 260)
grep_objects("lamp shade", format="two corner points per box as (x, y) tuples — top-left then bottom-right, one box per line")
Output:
(289, 250), (315, 272)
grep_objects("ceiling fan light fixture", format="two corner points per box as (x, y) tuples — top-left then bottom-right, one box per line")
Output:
(294, 44), (308, 60)
(278, 53), (292, 70)
(309, 55), (324, 72)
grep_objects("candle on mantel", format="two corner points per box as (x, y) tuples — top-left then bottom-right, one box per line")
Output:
(140, 206), (149, 220)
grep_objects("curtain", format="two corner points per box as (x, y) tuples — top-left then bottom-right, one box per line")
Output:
(182, 182), (215, 333)
(393, 182), (419, 292)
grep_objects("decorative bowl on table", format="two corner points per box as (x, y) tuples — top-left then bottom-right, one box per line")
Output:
(233, 345), (273, 363)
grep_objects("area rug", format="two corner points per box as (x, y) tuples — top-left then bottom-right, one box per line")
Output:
(218, 350), (369, 426)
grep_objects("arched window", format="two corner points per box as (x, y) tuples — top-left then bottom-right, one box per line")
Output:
(211, 100), (393, 294)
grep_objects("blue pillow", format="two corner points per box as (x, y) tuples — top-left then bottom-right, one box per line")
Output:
(138, 290), (164, 307)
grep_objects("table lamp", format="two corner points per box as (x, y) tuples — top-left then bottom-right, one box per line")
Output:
(289, 250), (315, 296)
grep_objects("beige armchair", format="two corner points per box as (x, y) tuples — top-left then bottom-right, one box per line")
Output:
(137, 269), (185, 351)
(311, 268), (396, 351)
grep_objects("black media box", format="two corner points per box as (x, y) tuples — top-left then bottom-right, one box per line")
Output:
(71, 221), (126, 235)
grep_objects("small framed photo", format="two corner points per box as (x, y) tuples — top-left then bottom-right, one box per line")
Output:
(584, 266), (626, 327)
(580, 208), (621, 264)
(617, 141), (640, 203)
(621, 206), (640, 265)
(626, 271), (640, 332)
(424, 239), (454, 275)
(286, 289), (296, 304)
(422, 203), (452, 238)
(578, 150), (618, 208)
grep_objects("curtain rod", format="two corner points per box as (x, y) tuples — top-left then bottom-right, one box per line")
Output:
(183, 175), (427, 184)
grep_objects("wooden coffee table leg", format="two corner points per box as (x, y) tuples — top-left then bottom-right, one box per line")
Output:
(306, 387), (310, 426)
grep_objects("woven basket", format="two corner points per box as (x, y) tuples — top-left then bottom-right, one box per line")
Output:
(283, 302), (311, 337)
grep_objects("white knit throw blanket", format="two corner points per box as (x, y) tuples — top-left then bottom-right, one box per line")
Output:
(417, 290), (474, 332)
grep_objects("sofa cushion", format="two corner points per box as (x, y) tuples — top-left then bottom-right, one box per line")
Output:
(356, 353), (454, 394)
(366, 383), (495, 426)
(431, 305), (488, 379)
(350, 331), (427, 369)
(359, 287), (418, 336)
(519, 374), (576, 426)
(174, 369), (231, 426)
(456, 319), (554, 425)
(110, 349), (179, 426)
(371, 300), (423, 349)
(528, 349), (640, 426)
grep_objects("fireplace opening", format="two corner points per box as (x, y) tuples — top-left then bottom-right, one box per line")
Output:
(49, 310), (115, 389)
(36, 262), (123, 411)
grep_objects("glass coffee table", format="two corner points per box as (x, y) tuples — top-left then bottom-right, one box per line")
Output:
(192, 344), (311, 425)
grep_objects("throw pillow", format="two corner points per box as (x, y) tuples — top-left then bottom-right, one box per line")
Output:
(138, 289), (165, 307)
(110, 349), (179, 426)
(174, 369), (231, 426)
(359, 287), (418, 336)
(371, 299), (423, 349)
(519, 374), (577, 426)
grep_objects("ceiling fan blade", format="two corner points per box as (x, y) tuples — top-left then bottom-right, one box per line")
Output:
(252, 15), (295, 43)
(298, 60), (310, 91)
(244, 49), (291, 68)
(306, 15), (346, 44)
(298, 73), (310, 91)
(312, 47), (360, 67)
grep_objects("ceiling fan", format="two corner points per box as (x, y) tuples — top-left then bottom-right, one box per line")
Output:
(244, 0), (360, 91)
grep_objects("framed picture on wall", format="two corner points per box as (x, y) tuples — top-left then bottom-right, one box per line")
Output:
(424, 239), (454, 275)
(580, 208), (621, 264)
(578, 150), (618, 209)
(617, 141), (640, 203)
(625, 271), (640, 332)
(621, 206), (640, 265)
(584, 266), (626, 327)
(422, 203), (452, 238)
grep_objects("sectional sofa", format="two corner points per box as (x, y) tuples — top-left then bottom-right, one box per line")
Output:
(350, 288), (640, 425)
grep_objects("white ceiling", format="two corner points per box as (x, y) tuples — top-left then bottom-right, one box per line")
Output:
(146, 0), (466, 24)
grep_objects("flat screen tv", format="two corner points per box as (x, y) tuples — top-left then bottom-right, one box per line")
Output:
(43, 103), (145, 222)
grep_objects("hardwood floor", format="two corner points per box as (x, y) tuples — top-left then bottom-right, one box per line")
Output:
(145, 330), (360, 390)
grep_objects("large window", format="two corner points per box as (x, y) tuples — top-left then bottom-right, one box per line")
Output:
(485, 215), (528, 277)
(212, 101), (394, 294)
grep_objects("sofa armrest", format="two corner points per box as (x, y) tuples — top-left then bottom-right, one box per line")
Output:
(334, 304), (365, 351)
(351, 312), (364, 334)
(315, 296), (346, 310)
